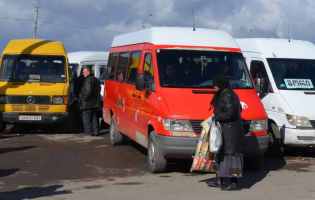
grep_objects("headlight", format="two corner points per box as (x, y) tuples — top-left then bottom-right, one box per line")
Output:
(249, 119), (268, 131)
(286, 114), (312, 127)
(163, 119), (193, 131)
(52, 96), (63, 104)
(0, 95), (10, 104)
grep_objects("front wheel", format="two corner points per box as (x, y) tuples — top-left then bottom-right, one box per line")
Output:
(265, 123), (284, 156)
(109, 115), (123, 145)
(148, 132), (167, 173)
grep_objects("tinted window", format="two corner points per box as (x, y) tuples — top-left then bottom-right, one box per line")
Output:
(267, 58), (315, 90)
(156, 50), (252, 89)
(143, 53), (155, 90)
(126, 51), (141, 84)
(115, 52), (130, 82)
(0, 54), (67, 83)
(105, 53), (118, 80)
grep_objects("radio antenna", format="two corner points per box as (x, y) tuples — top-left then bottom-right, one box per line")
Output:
(248, 29), (253, 38)
(288, 24), (291, 42)
(192, 8), (195, 31)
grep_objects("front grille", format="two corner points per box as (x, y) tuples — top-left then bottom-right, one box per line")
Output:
(38, 105), (50, 111)
(310, 120), (315, 128)
(11, 105), (23, 111)
(10, 96), (51, 104)
(190, 120), (203, 135)
(25, 105), (36, 112)
(191, 120), (252, 135)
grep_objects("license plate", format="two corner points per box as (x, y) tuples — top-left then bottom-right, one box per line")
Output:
(19, 115), (42, 121)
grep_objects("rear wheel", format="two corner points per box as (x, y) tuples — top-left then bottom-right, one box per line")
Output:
(266, 123), (284, 156)
(148, 132), (167, 173)
(244, 155), (263, 170)
(109, 115), (123, 145)
(0, 121), (7, 133)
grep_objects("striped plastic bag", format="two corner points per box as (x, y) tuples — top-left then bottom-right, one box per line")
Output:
(190, 114), (216, 173)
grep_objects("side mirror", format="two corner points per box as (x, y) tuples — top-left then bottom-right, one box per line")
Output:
(136, 73), (146, 90)
(254, 77), (269, 93)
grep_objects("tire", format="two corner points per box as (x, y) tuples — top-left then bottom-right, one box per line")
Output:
(147, 132), (167, 173)
(59, 110), (74, 133)
(109, 115), (123, 145)
(0, 121), (6, 133)
(265, 123), (284, 156)
(244, 155), (264, 170)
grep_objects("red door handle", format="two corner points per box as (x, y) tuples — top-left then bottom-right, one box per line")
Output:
(132, 94), (136, 97)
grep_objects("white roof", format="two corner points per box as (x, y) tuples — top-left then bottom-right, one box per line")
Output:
(68, 51), (109, 63)
(236, 38), (315, 59)
(111, 27), (239, 49)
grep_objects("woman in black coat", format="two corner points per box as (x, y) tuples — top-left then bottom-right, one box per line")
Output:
(207, 75), (244, 191)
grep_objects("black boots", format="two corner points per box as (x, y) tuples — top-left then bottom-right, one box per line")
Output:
(220, 177), (241, 191)
(206, 174), (221, 188)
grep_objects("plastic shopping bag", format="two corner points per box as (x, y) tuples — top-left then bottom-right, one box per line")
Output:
(209, 120), (223, 154)
(190, 115), (215, 173)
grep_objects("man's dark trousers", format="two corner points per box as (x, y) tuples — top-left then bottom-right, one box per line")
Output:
(82, 107), (98, 135)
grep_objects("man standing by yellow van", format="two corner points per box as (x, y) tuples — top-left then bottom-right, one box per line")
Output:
(78, 67), (101, 136)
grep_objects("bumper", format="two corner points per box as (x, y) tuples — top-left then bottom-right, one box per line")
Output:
(281, 127), (315, 147)
(155, 133), (198, 159)
(243, 135), (269, 158)
(155, 133), (269, 159)
(0, 112), (69, 124)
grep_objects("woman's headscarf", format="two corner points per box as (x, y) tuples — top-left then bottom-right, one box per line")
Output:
(209, 75), (230, 109)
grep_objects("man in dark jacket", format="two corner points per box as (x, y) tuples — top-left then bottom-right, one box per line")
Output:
(78, 67), (101, 136)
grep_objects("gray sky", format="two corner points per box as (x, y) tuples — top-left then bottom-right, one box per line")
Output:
(0, 0), (314, 52)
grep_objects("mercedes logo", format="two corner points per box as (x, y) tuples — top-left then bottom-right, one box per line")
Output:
(27, 96), (35, 104)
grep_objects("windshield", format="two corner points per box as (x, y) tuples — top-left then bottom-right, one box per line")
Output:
(267, 58), (315, 90)
(0, 54), (67, 83)
(156, 50), (253, 89)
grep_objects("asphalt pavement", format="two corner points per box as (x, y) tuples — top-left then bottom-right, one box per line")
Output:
(0, 124), (315, 200)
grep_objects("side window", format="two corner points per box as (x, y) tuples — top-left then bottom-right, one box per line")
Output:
(250, 61), (268, 79)
(126, 51), (141, 84)
(143, 54), (154, 89)
(115, 52), (130, 82)
(105, 53), (118, 80)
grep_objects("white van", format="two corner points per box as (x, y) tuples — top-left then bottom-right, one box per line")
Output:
(68, 51), (109, 121)
(68, 51), (109, 78)
(236, 38), (315, 156)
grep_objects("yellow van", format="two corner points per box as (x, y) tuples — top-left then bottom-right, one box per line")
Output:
(0, 39), (73, 132)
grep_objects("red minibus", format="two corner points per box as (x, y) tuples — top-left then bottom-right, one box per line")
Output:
(103, 27), (269, 173)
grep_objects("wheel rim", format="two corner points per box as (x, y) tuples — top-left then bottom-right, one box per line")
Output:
(148, 141), (155, 165)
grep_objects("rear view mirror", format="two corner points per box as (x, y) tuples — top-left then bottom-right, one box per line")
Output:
(254, 77), (269, 93)
(136, 73), (146, 90)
